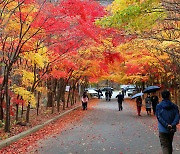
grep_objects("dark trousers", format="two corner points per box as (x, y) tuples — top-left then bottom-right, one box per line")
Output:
(118, 102), (123, 111)
(106, 96), (110, 101)
(152, 105), (156, 115)
(82, 102), (87, 110)
(159, 132), (174, 154)
(98, 94), (101, 99)
(137, 106), (141, 115)
(146, 108), (151, 115)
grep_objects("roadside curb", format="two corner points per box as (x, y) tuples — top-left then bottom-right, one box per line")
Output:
(0, 105), (81, 149)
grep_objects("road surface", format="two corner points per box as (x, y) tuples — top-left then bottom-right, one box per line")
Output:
(34, 91), (180, 154)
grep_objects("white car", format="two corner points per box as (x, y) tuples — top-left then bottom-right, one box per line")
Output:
(85, 88), (98, 97)
(127, 89), (137, 96)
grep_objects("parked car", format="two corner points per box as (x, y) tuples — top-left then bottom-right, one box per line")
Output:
(127, 88), (137, 96)
(85, 88), (98, 97)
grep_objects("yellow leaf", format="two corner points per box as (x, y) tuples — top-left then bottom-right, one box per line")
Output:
(12, 86), (36, 107)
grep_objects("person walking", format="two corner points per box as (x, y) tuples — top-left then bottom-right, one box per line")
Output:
(116, 92), (124, 111)
(108, 90), (112, 101)
(81, 91), (89, 110)
(121, 89), (125, 98)
(97, 89), (102, 99)
(151, 92), (159, 115)
(145, 93), (152, 115)
(156, 90), (179, 154)
(105, 90), (109, 101)
(136, 96), (142, 116)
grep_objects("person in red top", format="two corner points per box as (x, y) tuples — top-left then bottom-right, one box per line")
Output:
(81, 91), (89, 110)
(136, 96), (142, 116)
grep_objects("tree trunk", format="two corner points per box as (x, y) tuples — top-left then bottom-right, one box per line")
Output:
(5, 96), (10, 132)
(47, 92), (53, 107)
(63, 99), (65, 110)
(61, 80), (66, 110)
(56, 78), (66, 110)
(51, 79), (57, 114)
(47, 79), (53, 107)
(15, 95), (20, 121)
(66, 86), (72, 108)
(16, 104), (19, 121)
(26, 103), (30, 123)
(51, 99), (54, 114)
(0, 65), (4, 121)
(71, 84), (76, 106)
(0, 97), (4, 120)
(56, 79), (62, 112)
(21, 101), (24, 118)
(4, 68), (11, 132)
(75, 95), (77, 104)
(57, 81), (61, 112)
(37, 92), (41, 116)
(57, 100), (60, 112)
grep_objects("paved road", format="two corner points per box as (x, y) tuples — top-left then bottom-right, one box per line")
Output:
(35, 91), (180, 154)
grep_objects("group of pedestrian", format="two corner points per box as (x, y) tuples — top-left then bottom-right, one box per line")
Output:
(135, 92), (159, 116)
(135, 90), (179, 154)
(81, 88), (179, 154)
(81, 88), (113, 110)
(145, 92), (159, 116)
(105, 90), (112, 101)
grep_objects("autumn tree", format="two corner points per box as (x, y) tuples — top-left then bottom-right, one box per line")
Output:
(42, 0), (107, 109)
(0, 0), (51, 132)
(97, 0), (180, 105)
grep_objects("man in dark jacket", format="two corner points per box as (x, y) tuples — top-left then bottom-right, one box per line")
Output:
(105, 90), (109, 101)
(97, 89), (102, 99)
(151, 92), (159, 115)
(156, 90), (179, 154)
(116, 92), (124, 111)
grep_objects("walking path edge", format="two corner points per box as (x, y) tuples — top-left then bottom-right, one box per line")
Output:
(0, 105), (81, 149)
